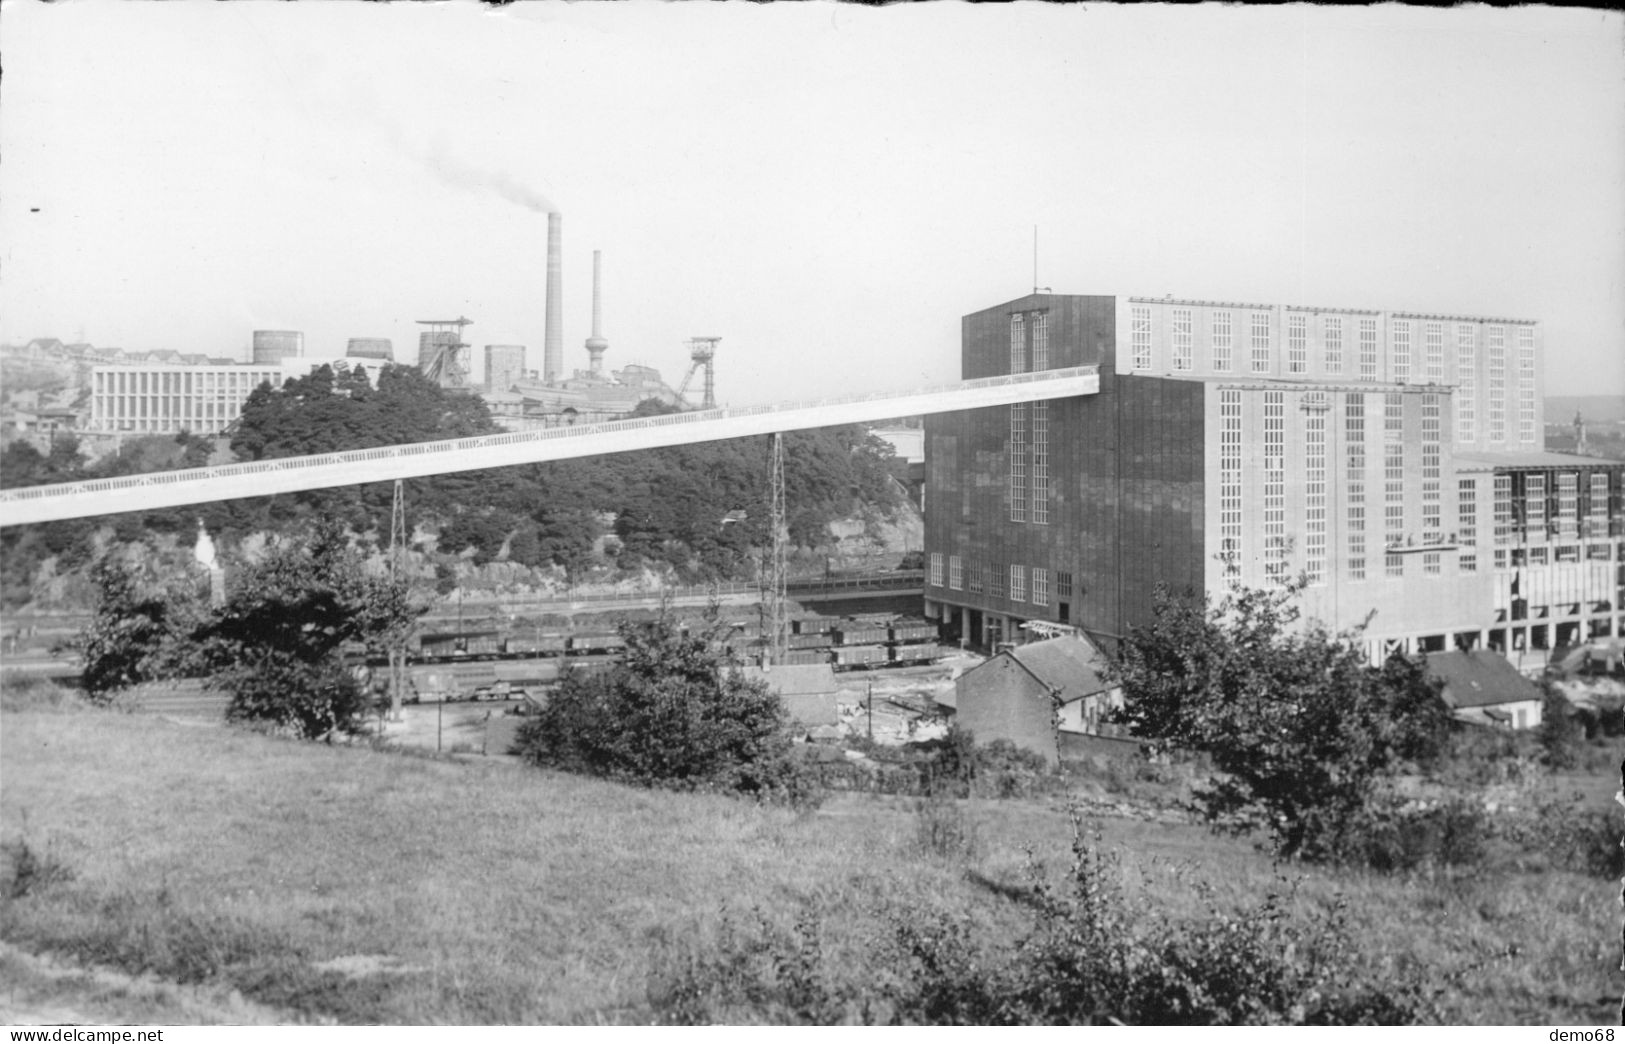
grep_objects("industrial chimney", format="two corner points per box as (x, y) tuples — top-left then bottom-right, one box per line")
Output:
(544, 212), (563, 385)
(585, 249), (609, 377)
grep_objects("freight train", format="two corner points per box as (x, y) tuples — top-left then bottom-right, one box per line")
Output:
(388, 616), (945, 702)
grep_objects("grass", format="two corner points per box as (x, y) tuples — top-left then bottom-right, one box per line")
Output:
(2, 685), (1621, 1024)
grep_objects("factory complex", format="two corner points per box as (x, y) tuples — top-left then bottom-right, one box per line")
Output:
(9, 211), (695, 447)
(922, 293), (1625, 665)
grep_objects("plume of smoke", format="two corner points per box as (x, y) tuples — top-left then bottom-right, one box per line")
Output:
(422, 138), (555, 215)
(344, 82), (556, 214)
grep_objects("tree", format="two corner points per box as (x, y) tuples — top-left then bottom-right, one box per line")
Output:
(78, 556), (208, 699)
(1113, 582), (1451, 862)
(1538, 681), (1580, 769)
(195, 520), (419, 739)
(514, 612), (814, 801)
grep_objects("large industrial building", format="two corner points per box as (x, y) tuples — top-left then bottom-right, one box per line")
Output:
(922, 293), (1624, 664)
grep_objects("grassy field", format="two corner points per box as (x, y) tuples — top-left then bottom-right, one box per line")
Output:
(1, 685), (1619, 1024)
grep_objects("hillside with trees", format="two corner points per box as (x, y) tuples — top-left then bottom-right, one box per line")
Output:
(0, 363), (913, 609)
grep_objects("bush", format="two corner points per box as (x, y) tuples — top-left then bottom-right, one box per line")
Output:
(650, 812), (1433, 1025)
(1352, 796), (1492, 873)
(514, 613), (821, 807)
(913, 792), (981, 861)
(78, 556), (207, 699)
(216, 650), (371, 741)
(1113, 582), (1452, 862)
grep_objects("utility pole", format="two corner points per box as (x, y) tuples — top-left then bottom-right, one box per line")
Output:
(388, 479), (408, 722)
(766, 432), (788, 665)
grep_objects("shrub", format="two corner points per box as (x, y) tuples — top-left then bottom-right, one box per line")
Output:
(514, 613), (821, 807)
(1113, 582), (1452, 862)
(78, 556), (207, 699)
(3, 838), (74, 900)
(216, 650), (371, 741)
(649, 811), (1433, 1025)
(1352, 796), (1492, 873)
(913, 792), (981, 861)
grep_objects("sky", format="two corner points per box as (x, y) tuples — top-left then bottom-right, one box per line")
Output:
(2, 1), (1622, 404)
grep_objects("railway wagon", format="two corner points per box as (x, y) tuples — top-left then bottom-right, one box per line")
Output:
(833, 645), (887, 669)
(417, 631), (503, 661)
(781, 649), (835, 667)
(836, 626), (889, 646)
(568, 633), (626, 655)
(793, 617), (836, 636)
(889, 643), (946, 666)
(504, 633), (568, 656)
(889, 622), (939, 645)
(491, 660), (561, 699)
(789, 633), (832, 651)
(407, 662), (500, 702)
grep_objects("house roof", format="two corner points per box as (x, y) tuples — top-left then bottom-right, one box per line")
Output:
(739, 664), (839, 697)
(1425, 650), (1542, 709)
(964, 635), (1114, 704)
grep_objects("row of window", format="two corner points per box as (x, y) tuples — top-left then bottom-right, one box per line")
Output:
(928, 554), (1073, 607)
(1126, 307), (1536, 435)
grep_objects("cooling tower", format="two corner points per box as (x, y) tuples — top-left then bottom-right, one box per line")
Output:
(252, 330), (304, 365)
(544, 212), (563, 384)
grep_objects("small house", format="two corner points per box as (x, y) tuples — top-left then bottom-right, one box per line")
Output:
(1425, 649), (1544, 730)
(954, 635), (1118, 767)
(739, 663), (840, 727)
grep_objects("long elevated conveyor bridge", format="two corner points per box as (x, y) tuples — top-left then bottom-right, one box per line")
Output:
(0, 366), (1098, 526)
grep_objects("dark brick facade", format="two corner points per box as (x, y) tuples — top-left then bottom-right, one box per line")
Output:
(925, 294), (1206, 650)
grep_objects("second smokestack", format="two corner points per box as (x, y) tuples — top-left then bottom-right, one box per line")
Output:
(544, 211), (563, 384)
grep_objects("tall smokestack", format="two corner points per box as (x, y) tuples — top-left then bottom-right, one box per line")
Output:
(585, 249), (608, 378)
(544, 212), (563, 384)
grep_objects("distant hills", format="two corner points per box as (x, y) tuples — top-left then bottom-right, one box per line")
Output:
(1547, 396), (1625, 425)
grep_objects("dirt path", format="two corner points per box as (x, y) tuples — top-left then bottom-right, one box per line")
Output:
(0, 943), (292, 1027)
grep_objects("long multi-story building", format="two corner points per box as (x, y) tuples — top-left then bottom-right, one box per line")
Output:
(922, 293), (1623, 664)
(88, 356), (353, 436)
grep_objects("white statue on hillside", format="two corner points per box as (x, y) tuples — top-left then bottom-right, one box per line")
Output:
(193, 519), (216, 570)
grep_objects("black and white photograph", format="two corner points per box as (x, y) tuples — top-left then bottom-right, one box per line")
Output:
(2, 0), (1623, 1030)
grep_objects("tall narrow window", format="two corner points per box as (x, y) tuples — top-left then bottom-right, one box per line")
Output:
(1557, 473), (1578, 539)
(967, 557), (984, 594)
(1425, 322), (1444, 382)
(1304, 394), (1327, 585)
(1323, 316), (1343, 376)
(1392, 320), (1412, 383)
(1031, 403), (1049, 525)
(928, 553), (944, 588)
(1488, 327), (1506, 442)
(1251, 312), (1272, 373)
(1359, 318), (1379, 381)
(1009, 404), (1027, 523)
(1589, 473), (1610, 541)
(1010, 312), (1025, 374)
(1212, 312), (1233, 372)
(948, 555), (963, 591)
(1220, 389), (1243, 578)
(1130, 306), (1152, 371)
(1171, 309), (1193, 371)
(1456, 324), (1477, 443)
(1384, 393), (1405, 559)
(1525, 473), (1547, 541)
(1264, 391), (1286, 580)
(1458, 478), (1478, 573)
(1287, 314), (1307, 374)
(1010, 564), (1026, 603)
(1493, 474), (1512, 570)
(1422, 395), (1441, 541)
(1032, 312), (1049, 371)
(1031, 567), (1049, 607)
(1517, 327), (1536, 444)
